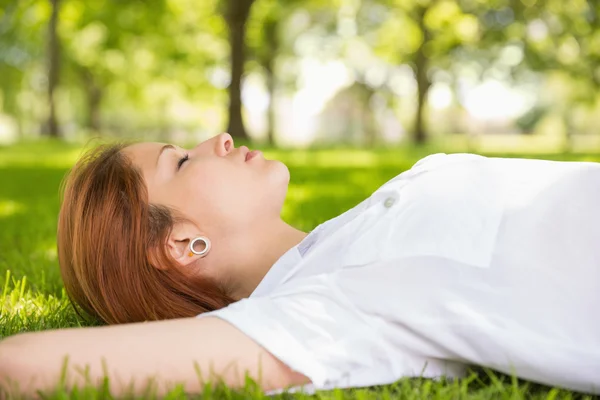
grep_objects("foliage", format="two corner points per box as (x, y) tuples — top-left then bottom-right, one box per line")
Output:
(2, 0), (600, 144)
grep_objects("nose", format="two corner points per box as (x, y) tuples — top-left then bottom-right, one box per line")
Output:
(214, 132), (234, 156)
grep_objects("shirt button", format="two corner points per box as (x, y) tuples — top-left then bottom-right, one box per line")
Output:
(384, 197), (396, 208)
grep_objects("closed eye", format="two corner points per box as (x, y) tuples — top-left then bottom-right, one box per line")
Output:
(177, 154), (189, 170)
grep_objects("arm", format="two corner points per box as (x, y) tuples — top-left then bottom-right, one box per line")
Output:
(0, 316), (311, 398)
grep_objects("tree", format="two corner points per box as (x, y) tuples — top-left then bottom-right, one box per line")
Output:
(365, 0), (482, 144)
(247, 0), (282, 145)
(509, 0), (600, 151)
(59, 0), (224, 138)
(246, 0), (325, 145)
(459, 0), (600, 150)
(0, 0), (45, 138)
(60, 0), (169, 135)
(221, 0), (255, 141)
(2, 0), (229, 140)
(412, 2), (432, 144)
(44, 0), (61, 137)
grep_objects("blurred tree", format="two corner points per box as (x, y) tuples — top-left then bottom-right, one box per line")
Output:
(1, 0), (228, 140)
(513, 0), (599, 151)
(44, 0), (61, 137)
(221, 0), (255, 141)
(0, 3), (25, 137)
(247, 0), (290, 145)
(60, 0), (169, 135)
(498, 0), (600, 86)
(5, 0), (599, 147)
(367, 0), (482, 144)
(246, 0), (329, 145)
(461, 0), (600, 150)
(0, 0), (48, 137)
(59, 0), (225, 138)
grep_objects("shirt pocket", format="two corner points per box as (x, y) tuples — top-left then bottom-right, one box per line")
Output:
(341, 158), (504, 269)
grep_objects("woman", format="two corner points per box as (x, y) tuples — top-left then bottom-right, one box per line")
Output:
(0, 132), (599, 398)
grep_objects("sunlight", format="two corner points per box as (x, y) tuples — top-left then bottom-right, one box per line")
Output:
(462, 79), (534, 120)
(429, 83), (454, 110)
(0, 200), (25, 218)
(0, 114), (18, 145)
(42, 245), (57, 261)
(288, 59), (353, 145)
(240, 55), (542, 145)
(253, 59), (354, 147)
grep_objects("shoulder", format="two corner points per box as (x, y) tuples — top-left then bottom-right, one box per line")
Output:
(198, 274), (394, 391)
(412, 153), (486, 170)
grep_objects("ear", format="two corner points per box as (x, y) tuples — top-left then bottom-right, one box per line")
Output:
(152, 221), (209, 270)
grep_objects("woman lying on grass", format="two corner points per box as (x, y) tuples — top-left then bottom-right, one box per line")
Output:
(0, 132), (599, 398)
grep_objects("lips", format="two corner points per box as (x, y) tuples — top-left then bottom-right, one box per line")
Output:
(245, 150), (261, 161)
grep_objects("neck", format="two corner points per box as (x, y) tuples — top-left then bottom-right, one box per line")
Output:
(228, 219), (307, 300)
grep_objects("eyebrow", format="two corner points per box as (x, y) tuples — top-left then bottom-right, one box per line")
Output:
(156, 144), (175, 166)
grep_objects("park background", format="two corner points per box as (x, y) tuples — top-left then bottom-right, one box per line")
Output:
(2, 0), (600, 151)
(1, 0), (600, 398)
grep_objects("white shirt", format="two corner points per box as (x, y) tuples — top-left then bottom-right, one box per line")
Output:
(197, 153), (600, 395)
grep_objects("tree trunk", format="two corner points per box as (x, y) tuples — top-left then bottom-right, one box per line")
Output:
(564, 110), (574, 153)
(413, 5), (431, 145)
(88, 86), (102, 133)
(365, 97), (378, 148)
(45, 0), (61, 138)
(265, 61), (276, 146)
(225, 0), (254, 141)
(263, 18), (279, 146)
(80, 67), (103, 133)
(15, 113), (24, 139)
(358, 83), (377, 148)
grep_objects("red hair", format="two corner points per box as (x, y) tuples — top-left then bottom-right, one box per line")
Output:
(57, 143), (235, 325)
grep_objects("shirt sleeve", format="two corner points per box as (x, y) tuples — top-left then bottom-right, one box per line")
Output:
(196, 273), (411, 393)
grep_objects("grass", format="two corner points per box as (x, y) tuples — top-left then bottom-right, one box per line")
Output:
(1, 138), (599, 399)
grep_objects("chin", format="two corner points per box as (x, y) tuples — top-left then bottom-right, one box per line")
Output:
(264, 161), (291, 203)
(265, 159), (290, 184)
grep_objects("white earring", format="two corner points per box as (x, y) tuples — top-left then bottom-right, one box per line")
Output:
(189, 236), (211, 257)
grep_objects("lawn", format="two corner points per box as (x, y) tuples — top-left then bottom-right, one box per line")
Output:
(0, 139), (599, 399)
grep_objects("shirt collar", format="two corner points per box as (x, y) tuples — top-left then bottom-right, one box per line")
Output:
(249, 228), (321, 298)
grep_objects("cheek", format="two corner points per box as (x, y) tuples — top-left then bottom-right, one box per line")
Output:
(184, 163), (245, 215)
(184, 160), (286, 224)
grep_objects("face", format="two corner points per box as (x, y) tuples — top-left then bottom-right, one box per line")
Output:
(123, 132), (290, 258)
